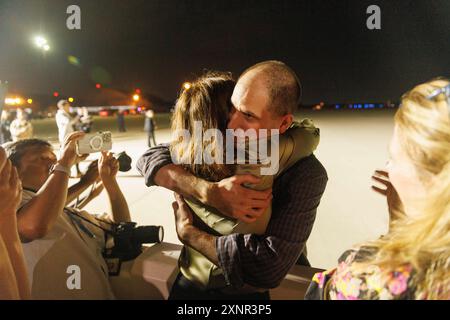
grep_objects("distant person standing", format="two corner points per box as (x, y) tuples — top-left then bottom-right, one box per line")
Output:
(74, 107), (93, 133)
(80, 107), (93, 133)
(0, 110), (12, 144)
(144, 109), (157, 147)
(117, 110), (126, 132)
(10, 109), (33, 142)
(55, 100), (79, 145)
(55, 99), (81, 176)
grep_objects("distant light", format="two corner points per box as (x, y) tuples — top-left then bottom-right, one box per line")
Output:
(5, 97), (23, 106)
(135, 89), (141, 94)
(34, 36), (47, 48)
(43, 44), (50, 51)
(335, 104), (340, 109)
(68, 97), (74, 103)
(53, 92), (59, 97)
(95, 83), (102, 89)
(133, 94), (140, 102)
(183, 82), (192, 90)
(27, 98), (33, 104)
(68, 55), (81, 66)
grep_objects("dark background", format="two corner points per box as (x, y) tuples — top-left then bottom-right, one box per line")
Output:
(0, 0), (449, 107)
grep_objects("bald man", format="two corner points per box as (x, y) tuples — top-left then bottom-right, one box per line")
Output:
(137, 61), (328, 299)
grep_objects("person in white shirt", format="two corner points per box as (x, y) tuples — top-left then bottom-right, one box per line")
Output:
(5, 132), (131, 299)
(55, 100), (82, 176)
(10, 109), (33, 141)
(55, 100), (78, 145)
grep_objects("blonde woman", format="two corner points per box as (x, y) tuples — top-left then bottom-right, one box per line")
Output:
(0, 146), (30, 299)
(306, 79), (450, 300)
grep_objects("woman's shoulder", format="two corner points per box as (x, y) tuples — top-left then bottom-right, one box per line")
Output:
(308, 248), (416, 300)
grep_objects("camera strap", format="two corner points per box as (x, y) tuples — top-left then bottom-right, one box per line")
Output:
(64, 207), (113, 235)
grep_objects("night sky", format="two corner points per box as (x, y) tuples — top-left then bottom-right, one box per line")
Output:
(0, 0), (449, 106)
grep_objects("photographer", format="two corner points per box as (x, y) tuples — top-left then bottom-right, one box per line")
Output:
(5, 132), (131, 299)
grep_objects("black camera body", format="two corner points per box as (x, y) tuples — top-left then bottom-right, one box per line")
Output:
(115, 151), (132, 172)
(103, 222), (164, 262)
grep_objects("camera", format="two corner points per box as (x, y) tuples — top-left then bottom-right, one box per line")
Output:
(114, 151), (132, 172)
(103, 222), (164, 262)
(76, 131), (112, 155)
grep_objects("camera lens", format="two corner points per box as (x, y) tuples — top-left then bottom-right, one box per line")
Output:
(133, 225), (164, 244)
(89, 135), (103, 150)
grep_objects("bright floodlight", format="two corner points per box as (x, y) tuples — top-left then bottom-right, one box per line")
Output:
(133, 94), (140, 102)
(34, 36), (47, 48)
(183, 82), (192, 90)
(43, 44), (50, 51)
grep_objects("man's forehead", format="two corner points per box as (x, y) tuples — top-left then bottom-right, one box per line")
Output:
(232, 78), (269, 114)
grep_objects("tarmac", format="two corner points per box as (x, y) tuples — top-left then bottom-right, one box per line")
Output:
(42, 109), (395, 269)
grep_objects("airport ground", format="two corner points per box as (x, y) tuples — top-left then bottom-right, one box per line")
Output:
(32, 109), (395, 269)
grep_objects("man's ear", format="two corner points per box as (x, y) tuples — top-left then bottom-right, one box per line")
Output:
(278, 114), (293, 134)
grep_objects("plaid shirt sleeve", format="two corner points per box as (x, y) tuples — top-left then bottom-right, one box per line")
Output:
(216, 155), (328, 289)
(136, 143), (173, 187)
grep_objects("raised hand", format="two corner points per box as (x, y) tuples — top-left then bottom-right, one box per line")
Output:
(0, 148), (22, 219)
(59, 131), (87, 168)
(372, 170), (405, 225)
(99, 151), (119, 183)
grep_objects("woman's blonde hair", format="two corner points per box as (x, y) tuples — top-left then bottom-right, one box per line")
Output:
(354, 79), (450, 299)
(170, 72), (236, 182)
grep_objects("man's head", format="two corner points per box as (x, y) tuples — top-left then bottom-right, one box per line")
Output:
(16, 108), (26, 120)
(57, 99), (71, 113)
(4, 139), (56, 191)
(228, 60), (301, 135)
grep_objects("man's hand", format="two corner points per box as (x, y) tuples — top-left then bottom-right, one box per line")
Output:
(172, 193), (194, 242)
(99, 152), (119, 185)
(79, 160), (100, 185)
(206, 175), (272, 223)
(172, 193), (220, 265)
(372, 170), (405, 227)
(0, 148), (22, 218)
(58, 131), (87, 168)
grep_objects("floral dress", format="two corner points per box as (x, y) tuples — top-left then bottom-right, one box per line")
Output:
(305, 249), (417, 300)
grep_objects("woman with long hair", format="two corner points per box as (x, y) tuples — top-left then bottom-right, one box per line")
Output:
(170, 71), (320, 290)
(306, 79), (450, 300)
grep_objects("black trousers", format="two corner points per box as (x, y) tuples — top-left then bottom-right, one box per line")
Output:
(147, 130), (157, 147)
(169, 273), (270, 300)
